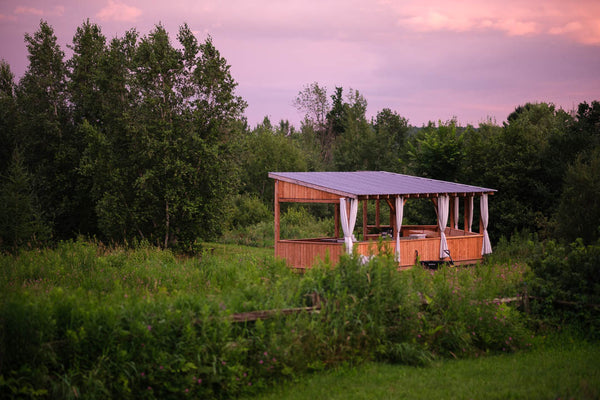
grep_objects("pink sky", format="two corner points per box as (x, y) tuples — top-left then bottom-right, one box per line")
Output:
(1, 0), (599, 127)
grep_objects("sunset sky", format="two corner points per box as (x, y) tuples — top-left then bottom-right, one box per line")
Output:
(1, 0), (599, 127)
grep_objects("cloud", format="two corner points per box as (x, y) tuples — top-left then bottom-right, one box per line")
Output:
(548, 20), (600, 45)
(14, 6), (44, 16)
(13, 5), (64, 17)
(50, 5), (65, 17)
(96, 0), (142, 22)
(387, 0), (600, 45)
(0, 13), (17, 21)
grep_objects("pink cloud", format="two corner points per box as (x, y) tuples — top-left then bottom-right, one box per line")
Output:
(0, 13), (17, 21)
(50, 5), (64, 17)
(96, 0), (142, 22)
(14, 6), (44, 16)
(13, 5), (64, 17)
(387, 0), (600, 44)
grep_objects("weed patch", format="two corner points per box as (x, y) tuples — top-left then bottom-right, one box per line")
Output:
(1, 240), (534, 398)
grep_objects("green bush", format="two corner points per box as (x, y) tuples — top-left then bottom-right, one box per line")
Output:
(229, 194), (272, 229)
(0, 240), (533, 399)
(528, 239), (600, 334)
(221, 206), (334, 247)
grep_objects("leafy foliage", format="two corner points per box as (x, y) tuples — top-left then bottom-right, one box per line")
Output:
(407, 119), (465, 181)
(0, 241), (531, 399)
(554, 150), (600, 244)
(528, 239), (600, 333)
(0, 150), (51, 249)
(239, 119), (308, 204)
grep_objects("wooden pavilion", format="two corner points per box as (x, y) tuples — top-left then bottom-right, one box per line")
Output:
(268, 171), (496, 269)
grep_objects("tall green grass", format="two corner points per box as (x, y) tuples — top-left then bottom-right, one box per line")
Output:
(1, 239), (532, 399)
(247, 332), (600, 400)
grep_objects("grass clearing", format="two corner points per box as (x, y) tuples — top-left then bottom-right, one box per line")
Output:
(249, 334), (600, 400)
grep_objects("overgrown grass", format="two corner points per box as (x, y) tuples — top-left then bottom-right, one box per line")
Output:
(0, 239), (542, 399)
(247, 332), (600, 400)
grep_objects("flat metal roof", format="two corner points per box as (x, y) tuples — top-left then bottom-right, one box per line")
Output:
(268, 171), (496, 198)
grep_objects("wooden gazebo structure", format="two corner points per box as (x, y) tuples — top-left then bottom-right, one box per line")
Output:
(269, 171), (496, 269)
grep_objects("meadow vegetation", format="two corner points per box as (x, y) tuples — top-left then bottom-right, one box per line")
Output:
(1, 238), (547, 399)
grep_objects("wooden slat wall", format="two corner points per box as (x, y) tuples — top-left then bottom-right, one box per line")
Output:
(357, 235), (483, 267)
(278, 181), (340, 202)
(276, 240), (345, 269)
(447, 235), (483, 264)
(277, 233), (484, 269)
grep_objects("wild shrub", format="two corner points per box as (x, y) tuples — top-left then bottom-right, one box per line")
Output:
(220, 206), (333, 247)
(0, 240), (534, 399)
(400, 263), (531, 359)
(528, 239), (600, 335)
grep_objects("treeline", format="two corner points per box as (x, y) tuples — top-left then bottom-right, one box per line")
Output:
(1, 20), (599, 251)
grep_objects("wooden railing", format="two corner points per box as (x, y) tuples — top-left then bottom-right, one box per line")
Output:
(276, 226), (484, 269)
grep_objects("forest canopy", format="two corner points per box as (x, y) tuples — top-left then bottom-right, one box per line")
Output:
(1, 20), (599, 251)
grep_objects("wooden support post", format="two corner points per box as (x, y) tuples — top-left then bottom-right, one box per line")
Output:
(274, 180), (280, 255)
(375, 199), (380, 228)
(479, 210), (484, 234)
(335, 203), (340, 238)
(449, 197), (455, 231)
(386, 198), (396, 238)
(464, 197), (470, 233)
(431, 197), (439, 232)
(363, 200), (368, 241)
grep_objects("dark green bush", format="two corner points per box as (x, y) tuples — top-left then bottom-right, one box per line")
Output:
(528, 239), (600, 335)
(0, 241), (533, 399)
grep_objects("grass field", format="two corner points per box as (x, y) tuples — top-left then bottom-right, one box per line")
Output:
(248, 333), (600, 400)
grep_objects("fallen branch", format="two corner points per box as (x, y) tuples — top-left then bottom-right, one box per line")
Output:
(229, 306), (320, 323)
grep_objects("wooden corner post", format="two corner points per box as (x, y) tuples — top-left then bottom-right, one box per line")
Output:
(274, 180), (280, 256)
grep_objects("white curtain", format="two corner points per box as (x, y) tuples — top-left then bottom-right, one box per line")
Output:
(438, 195), (449, 259)
(395, 196), (404, 263)
(453, 197), (459, 229)
(467, 196), (474, 232)
(481, 194), (492, 255)
(340, 197), (358, 255)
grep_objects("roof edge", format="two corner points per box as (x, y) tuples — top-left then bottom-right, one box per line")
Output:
(268, 172), (357, 198)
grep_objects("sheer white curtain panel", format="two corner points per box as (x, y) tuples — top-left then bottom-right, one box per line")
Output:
(438, 195), (449, 259)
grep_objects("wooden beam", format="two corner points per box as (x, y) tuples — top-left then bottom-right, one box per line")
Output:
(464, 197), (471, 233)
(480, 214), (484, 234)
(375, 199), (381, 228)
(449, 197), (455, 230)
(335, 203), (340, 238)
(274, 180), (280, 253)
(386, 199), (396, 235)
(385, 198), (395, 211)
(363, 199), (368, 241)
(279, 198), (340, 203)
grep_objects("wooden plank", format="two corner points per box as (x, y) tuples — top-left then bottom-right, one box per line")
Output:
(335, 203), (340, 238)
(230, 306), (320, 323)
(277, 181), (341, 202)
(275, 228), (484, 269)
(273, 178), (354, 199)
(363, 200), (368, 241)
(274, 180), (280, 255)
(276, 239), (345, 269)
(463, 197), (470, 233)
(449, 197), (456, 230)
